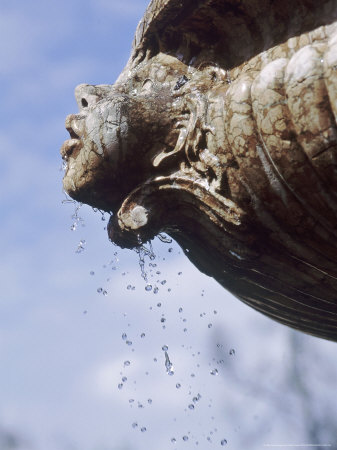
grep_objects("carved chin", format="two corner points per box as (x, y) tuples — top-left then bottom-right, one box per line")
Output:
(62, 145), (108, 205)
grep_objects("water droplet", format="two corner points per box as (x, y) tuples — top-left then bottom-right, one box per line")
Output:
(158, 233), (173, 244)
(145, 284), (152, 292)
(168, 248), (173, 253)
(129, 398), (134, 403)
(161, 280), (167, 285)
(90, 271), (95, 276)
(132, 422), (138, 428)
(171, 438), (177, 443)
(126, 340), (132, 346)
(141, 427), (147, 432)
(221, 439), (228, 446)
(153, 287), (159, 294)
(148, 398), (152, 404)
(182, 435), (188, 441)
(122, 333), (127, 340)
(127, 285), (132, 290)
(141, 333), (145, 338)
(103, 290), (108, 296)
(179, 307), (183, 313)
(208, 323), (212, 328)
(122, 376), (127, 382)
(75, 239), (86, 253)
(157, 302), (162, 307)
(210, 369), (218, 376)
(162, 345), (168, 351)
(83, 310), (87, 315)
(97, 287), (103, 293)
(124, 360), (130, 367)
(118, 383), (123, 389)
(176, 383), (181, 389)
(188, 404), (194, 410)
(229, 349), (235, 356)
(161, 318), (166, 323)
(178, 271), (182, 275)
(165, 351), (174, 376)
(214, 310), (217, 314)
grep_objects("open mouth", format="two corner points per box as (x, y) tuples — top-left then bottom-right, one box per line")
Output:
(60, 114), (84, 162)
(60, 138), (82, 161)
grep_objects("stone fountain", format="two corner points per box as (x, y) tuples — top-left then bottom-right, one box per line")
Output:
(61, 0), (337, 341)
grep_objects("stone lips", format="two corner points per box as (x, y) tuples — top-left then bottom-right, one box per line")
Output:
(62, 0), (337, 341)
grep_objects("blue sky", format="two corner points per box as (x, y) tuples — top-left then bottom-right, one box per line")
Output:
(1, 1), (337, 449)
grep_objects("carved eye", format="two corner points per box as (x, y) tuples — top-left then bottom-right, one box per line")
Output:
(174, 75), (189, 91)
(81, 98), (88, 108)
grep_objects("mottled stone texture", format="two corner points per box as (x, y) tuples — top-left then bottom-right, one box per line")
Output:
(61, 0), (337, 341)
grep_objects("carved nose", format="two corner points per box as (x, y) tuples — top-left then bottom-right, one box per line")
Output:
(74, 84), (101, 111)
(74, 83), (113, 111)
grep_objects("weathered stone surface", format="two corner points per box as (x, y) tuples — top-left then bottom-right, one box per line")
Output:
(61, 0), (337, 341)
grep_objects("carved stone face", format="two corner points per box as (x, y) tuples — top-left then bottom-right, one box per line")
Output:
(61, 54), (193, 212)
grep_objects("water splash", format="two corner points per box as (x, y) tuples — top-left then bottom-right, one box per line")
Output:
(135, 240), (156, 283)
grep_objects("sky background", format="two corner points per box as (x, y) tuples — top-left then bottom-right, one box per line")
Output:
(1, 0), (337, 449)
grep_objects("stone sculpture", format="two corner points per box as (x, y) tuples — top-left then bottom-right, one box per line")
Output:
(61, 0), (337, 342)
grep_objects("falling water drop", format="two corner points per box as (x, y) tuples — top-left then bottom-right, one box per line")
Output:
(229, 349), (235, 356)
(221, 439), (228, 446)
(164, 351), (174, 376)
(132, 422), (138, 429)
(122, 333), (127, 340)
(141, 427), (147, 433)
(145, 284), (152, 292)
(188, 404), (195, 410)
(97, 287), (103, 293)
(182, 435), (189, 441)
(210, 369), (218, 376)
